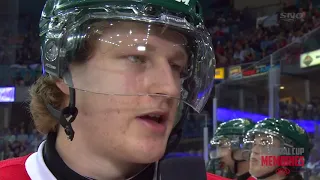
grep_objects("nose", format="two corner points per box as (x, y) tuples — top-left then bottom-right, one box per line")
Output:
(147, 57), (180, 97)
(251, 144), (261, 154)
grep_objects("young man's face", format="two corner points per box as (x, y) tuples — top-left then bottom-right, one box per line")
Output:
(249, 134), (281, 177)
(65, 21), (188, 163)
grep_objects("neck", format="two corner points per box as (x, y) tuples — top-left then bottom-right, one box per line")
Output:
(236, 161), (250, 176)
(55, 130), (146, 180)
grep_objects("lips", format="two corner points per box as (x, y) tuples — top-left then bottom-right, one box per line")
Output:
(250, 156), (259, 164)
(136, 111), (169, 134)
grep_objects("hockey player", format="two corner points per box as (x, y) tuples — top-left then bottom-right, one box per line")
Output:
(208, 118), (256, 180)
(0, 0), (229, 179)
(244, 118), (313, 180)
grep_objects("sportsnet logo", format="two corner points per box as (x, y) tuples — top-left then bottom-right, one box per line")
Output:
(260, 147), (305, 167)
(279, 12), (305, 22)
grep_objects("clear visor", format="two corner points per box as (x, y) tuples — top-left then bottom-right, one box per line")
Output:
(210, 135), (250, 160)
(244, 131), (286, 155)
(55, 18), (214, 113)
(210, 136), (232, 158)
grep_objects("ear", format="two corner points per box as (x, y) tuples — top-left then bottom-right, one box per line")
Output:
(56, 79), (70, 95)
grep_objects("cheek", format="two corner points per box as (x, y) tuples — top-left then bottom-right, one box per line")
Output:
(72, 64), (144, 95)
(75, 94), (135, 141)
(166, 102), (179, 131)
(76, 90), (143, 115)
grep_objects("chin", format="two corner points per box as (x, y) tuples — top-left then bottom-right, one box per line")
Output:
(131, 145), (166, 164)
(249, 169), (262, 178)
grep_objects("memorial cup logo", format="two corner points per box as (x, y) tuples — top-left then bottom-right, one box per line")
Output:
(276, 167), (291, 175)
(260, 147), (305, 167)
(175, 0), (190, 6)
(295, 124), (305, 134)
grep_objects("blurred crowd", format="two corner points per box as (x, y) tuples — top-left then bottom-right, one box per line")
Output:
(0, 123), (45, 160)
(207, 4), (320, 67)
(0, 3), (320, 178)
(0, 15), (40, 65)
(280, 97), (320, 120)
(0, 14), (41, 86)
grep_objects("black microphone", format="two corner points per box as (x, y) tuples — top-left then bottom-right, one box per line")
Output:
(158, 156), (207, 180)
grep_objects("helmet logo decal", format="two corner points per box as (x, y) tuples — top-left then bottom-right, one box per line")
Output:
(175, 0), (190, 6)
(45, 41), (59, 62)
(244, 120), (250, 125)
(295, 124), (305, 134)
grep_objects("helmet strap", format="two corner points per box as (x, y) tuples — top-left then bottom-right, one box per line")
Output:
(162, 106), (188, 157)
(46, 87), (78, 141)
(231, 150), (246, 175)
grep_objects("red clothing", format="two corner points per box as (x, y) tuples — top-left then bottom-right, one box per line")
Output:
(247, 176), (256, 180)
(1, 154), (231, 180)
(0, 154), (31, 180)
(215, 46), (225, 55)
(207, 172), (232, 180)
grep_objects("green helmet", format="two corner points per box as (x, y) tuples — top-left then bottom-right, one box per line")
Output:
(214, 118), (255, 137)
(210, 118), (255, 149)
(39, 0), (215, 113)
(245, 118), (312, 162)
(208, 118), (255, 176)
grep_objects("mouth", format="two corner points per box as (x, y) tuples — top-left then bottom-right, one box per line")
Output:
(136, 111), (169, 134)
(250, 157), (259, 163)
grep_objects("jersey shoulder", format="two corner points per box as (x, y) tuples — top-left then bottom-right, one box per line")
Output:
(206, 172), (232, 180)
(0, 155), (32, 180)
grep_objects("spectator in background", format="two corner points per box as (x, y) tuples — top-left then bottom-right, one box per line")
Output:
(221, 23), (230, 34)
(17, 128), (28, 143)
(215, 41), (225, 55)
(216, 52), (228, 67)
(0, 127), (45, 160)
(4, 129), (16, 144)
(28, 129), (43, 152)
(226, 49), (234, 65)
(291, 30), (303, 43)
(233, 48), (244, 63)
(242, 43), (256, 62)
(260, 35), (273, 52)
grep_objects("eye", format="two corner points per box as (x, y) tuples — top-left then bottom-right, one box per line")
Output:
(170, 62), (189, 78)
(127, 55), (146, 64)
(170, 63), (182, 71)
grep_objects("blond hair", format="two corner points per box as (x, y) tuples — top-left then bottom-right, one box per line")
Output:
(29, 75), (64, 134)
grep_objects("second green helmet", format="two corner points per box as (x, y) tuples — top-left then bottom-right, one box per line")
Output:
(244, 118), (312, 162)
(211, 118), (255, 149)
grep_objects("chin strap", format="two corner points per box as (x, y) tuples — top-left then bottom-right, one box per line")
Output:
(46, 87), (78, 141)
(231, 150), (246, 175)
(163, 106), (189, 156)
